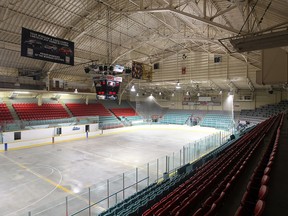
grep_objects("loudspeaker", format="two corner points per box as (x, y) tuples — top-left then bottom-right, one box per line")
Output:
(84, 67), (90, 73)
(125, 68), (132, 74)
(153, 63), (160, 69)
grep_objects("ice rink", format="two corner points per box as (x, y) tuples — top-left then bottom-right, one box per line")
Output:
(0, 125), (225, 216)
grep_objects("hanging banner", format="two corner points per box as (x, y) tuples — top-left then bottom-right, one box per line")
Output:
(132, 61), (152, 81)
(21, 28), (74, 65)
(132, 61), (143, 79)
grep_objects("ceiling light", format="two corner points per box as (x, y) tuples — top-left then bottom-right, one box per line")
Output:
(14, 91), (31, 94)
(197, 93), (200, 97)
(176, 81), (181, 89)
(172, 92), (175, 97)
(219, 90), (223, 95)
(136, 93), (139, 96)
(228, 91), (234, 96)
(186, 91), (189, 95)
(159, 92), (162, 95)
(74, 89), (78, 93)
(131, 85), (136, 92)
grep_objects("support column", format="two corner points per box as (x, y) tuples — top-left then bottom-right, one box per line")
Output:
(37, 94), (42, 106)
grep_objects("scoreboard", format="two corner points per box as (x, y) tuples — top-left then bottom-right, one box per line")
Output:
(94, 75), (122, 100)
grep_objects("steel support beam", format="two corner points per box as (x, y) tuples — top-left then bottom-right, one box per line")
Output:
(116, 8), (240, 34)
(209, 5), (237, 20)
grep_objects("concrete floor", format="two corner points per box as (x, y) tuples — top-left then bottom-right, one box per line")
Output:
(0, 125), (222, 216)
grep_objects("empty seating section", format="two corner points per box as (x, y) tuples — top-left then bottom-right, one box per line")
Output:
(99, 113), (282, 216)
(141, 116), (280, 216)
(101, 100), (132, 109)
(200, 113), (233, 130)
(235, 113), (284, 216)
(160, 110), (191, 125)
(110, 108), (137, 117)
(109, 108), (144, 125)
(66, 103), (111, 116)
(0, 103), (14, 123)
(143, 120), (271, 216)
(240, 100), (288, 124)
(12, 103), (69, 120)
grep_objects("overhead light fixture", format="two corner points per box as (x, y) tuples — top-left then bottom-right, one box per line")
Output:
(159, 92), (162, 95)
(186, 91), (189, 95)
(14, 91), (31, 94)
(136, 93), (139, 96)
(197, 92), (200, 97)
(220, 27), (288, 53)
(228, 91), (234, 96)
(176, 80), (181, 89)
(219, 90), (223, 95)
(74, 89), (78, 93)
(131, 85), (136, 92)
(172, 92), (175, 97)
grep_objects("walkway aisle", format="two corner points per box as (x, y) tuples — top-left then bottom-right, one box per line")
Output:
(264, 113), (288, 216)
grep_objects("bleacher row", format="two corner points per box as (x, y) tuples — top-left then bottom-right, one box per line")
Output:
(1, 100), (287, 131)
(200, 114), (233, 130)
(12, 103), (69, 120)
(240, 100), (288, 124)
(0, 103), (13, 122)
(235, 113), (284, 216)
(66, 103), (112, 117)
(98, 113), (283, 216)
(159, 112), (191, 125)
(0, 103), (137, 123)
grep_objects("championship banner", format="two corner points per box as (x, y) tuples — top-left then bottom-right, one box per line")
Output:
(21, 28), (74, 65)
(132, 61), (143, 79)
(132, 61), (152, 81)
(142, 63), (152, 81)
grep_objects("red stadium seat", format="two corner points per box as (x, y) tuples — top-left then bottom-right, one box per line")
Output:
(66, 103), (111, 116)
(254, 200), (265, 216)
(261, 175), (270, 185)
(258, 185), (268, 200)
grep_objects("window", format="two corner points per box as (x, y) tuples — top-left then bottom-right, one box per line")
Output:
(14, 132), (21, 140)
(56, 128), (62, 135)
(214, 56), (222, 63)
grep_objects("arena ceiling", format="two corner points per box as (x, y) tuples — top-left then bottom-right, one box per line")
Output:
(0, 0), (287, 93)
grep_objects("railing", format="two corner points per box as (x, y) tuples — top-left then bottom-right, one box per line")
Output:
(25, 130), (231, 216)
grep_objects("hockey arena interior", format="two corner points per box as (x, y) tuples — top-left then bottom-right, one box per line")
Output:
(0, 0), (288, 216)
